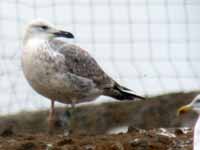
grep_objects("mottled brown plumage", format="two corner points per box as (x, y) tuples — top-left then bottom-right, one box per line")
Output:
(50, 40), (113, 88)
(22, 19), (144, 133)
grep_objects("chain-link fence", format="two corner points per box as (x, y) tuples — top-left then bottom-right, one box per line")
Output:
(0, 0), (199, 114)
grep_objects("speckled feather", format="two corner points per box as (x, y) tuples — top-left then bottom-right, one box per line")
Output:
(50, 40), (114, 89)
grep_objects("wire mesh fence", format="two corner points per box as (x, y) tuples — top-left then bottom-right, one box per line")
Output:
(0, 0), (199, 114)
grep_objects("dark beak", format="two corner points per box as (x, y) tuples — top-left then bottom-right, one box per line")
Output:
(54, 30), (74, 38)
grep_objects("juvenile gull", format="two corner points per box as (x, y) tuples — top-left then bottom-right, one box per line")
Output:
(22, 19), (145, 133)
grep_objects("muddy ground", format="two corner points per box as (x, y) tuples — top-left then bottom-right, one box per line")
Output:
(0, 127), (193, 150)
(0, 91), (199, 149)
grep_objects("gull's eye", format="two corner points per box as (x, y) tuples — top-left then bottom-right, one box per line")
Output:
(40, 25), (48, 30)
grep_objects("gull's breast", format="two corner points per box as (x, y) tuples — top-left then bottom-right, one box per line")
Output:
(21, 39), (71, 101)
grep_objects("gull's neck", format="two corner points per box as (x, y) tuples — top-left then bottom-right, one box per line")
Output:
(25, 37), (50, 50)
(194, 116), (200, 150)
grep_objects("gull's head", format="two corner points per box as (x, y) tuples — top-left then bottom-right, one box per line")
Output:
(177, 94), (200, 116)
(23, 19), (74, 44)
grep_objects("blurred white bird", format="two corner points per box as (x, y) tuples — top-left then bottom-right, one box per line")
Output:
(177, 94), (200, 150)
(22, 19), (145, 133)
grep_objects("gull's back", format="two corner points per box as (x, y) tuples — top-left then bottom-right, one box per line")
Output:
(50, 40), (114, 88)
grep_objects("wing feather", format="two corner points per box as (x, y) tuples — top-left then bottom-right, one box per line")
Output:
(50, 40), (114, 89)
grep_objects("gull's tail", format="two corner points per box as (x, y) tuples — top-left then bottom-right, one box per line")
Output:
(104, 83), (145, 101)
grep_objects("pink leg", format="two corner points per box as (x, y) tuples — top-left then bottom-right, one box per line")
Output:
(68, 100), (76, 134)
(48, 100), (55, 134)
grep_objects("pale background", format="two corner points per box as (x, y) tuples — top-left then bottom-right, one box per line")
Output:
(0, 0), (199, 114)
